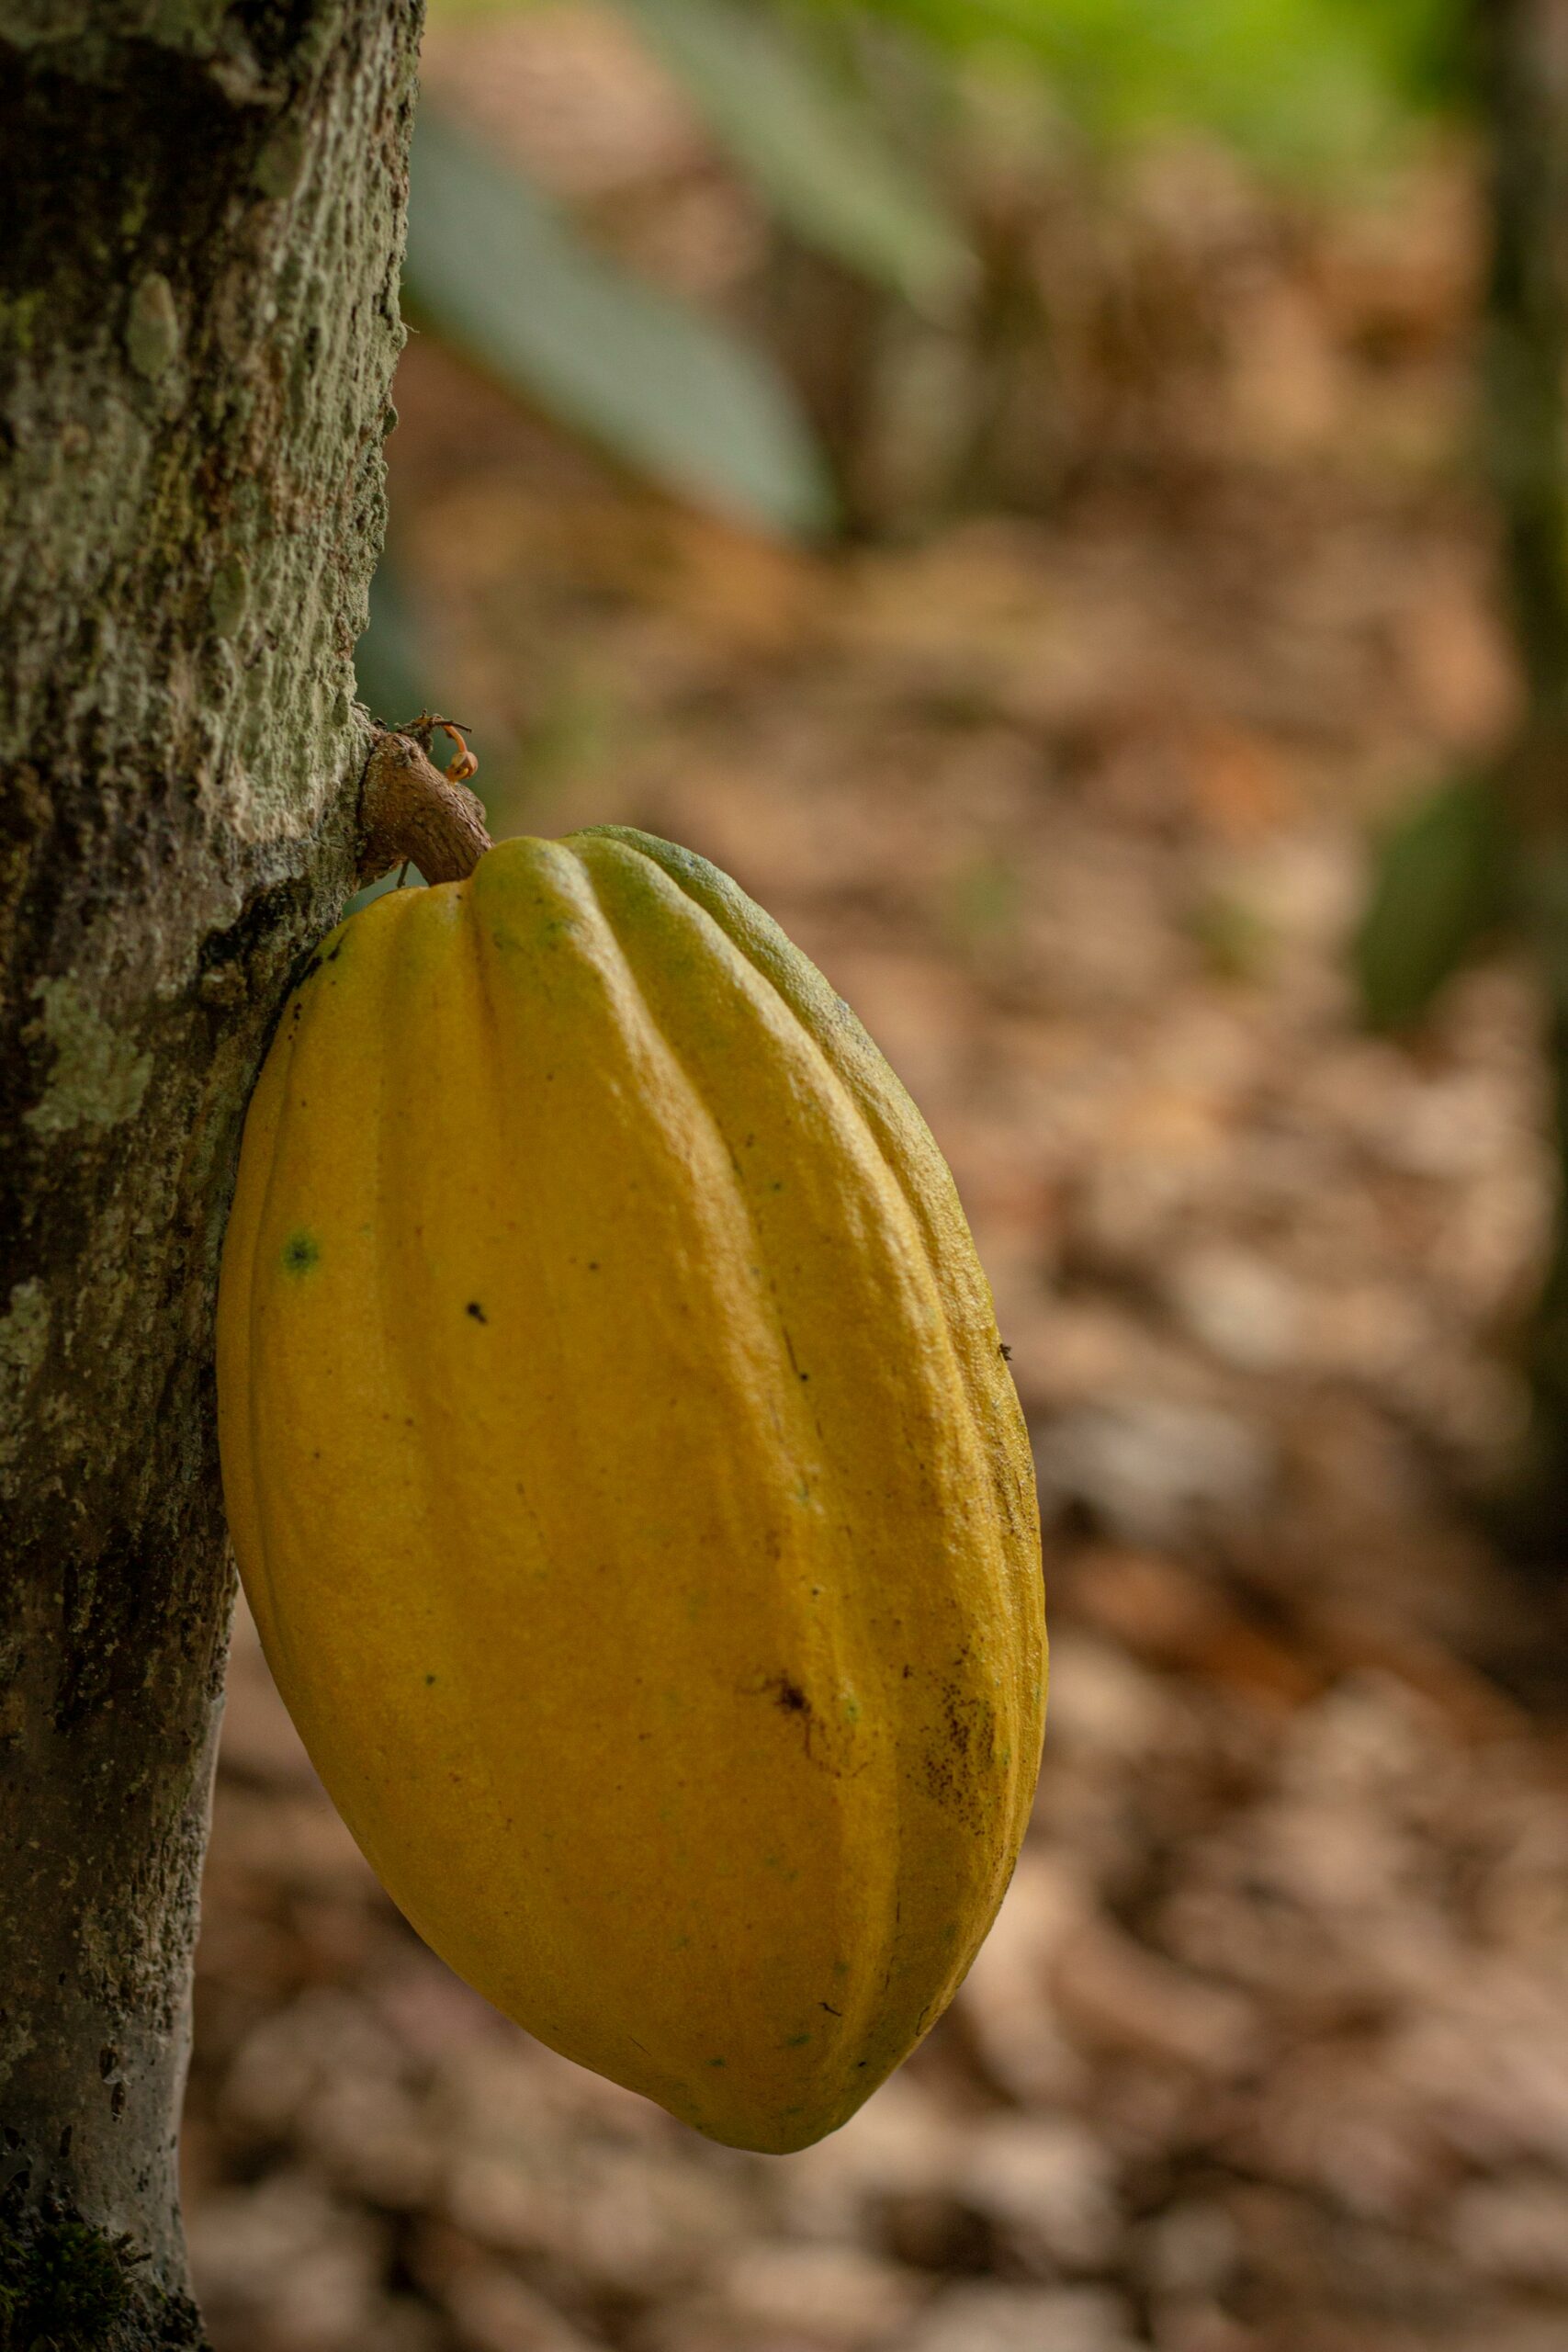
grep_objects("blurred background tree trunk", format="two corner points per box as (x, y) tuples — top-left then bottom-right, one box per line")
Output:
(0, 4), (420, 2339)
(1479, 0), (1568, 1544)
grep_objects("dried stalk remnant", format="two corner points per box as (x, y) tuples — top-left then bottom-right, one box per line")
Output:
(357, 720), (491, 886)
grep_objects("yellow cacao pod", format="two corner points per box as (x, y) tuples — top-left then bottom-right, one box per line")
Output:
(217, 828), (1045, 2152)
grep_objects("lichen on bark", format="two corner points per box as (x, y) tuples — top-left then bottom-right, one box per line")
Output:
(0, 2), (424, 2336)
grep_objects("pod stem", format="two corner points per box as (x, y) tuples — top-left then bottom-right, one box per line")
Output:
(357, 718), (492, 885)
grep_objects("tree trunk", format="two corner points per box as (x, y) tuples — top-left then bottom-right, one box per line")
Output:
(0, 5), (421, 2339)
(1476, 0), (1568, 1544)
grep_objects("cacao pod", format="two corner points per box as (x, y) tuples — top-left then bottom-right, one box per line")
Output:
(217, 828), (1045, 2151)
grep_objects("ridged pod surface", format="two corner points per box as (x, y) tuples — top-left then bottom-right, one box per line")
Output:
(217, 829), (1046, 2151)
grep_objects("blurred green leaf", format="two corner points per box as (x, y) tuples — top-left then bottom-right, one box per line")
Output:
(355, 559), (434, 726)
(404, 107), (835, 537)
(1355, 774), (1512, 1030)
(1517, 839), (1568, 1019)
(615, 0), (971, 311)
(835, 0), (1464, 164)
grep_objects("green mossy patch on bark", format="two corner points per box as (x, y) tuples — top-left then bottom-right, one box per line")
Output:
(0, 2199), (205, 2351)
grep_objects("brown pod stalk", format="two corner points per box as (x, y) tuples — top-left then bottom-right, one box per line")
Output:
(357, 721), (491, 885)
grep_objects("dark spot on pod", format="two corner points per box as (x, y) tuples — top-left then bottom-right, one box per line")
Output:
(281, 1230), (320, 1276)
(466, 1301), (488, 1322)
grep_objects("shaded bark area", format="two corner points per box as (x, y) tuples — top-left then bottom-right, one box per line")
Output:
(1477, 0), (1568, 1541)
(0, 2), (421, 2335)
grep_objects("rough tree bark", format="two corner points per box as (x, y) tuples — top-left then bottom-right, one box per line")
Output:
(0, 4), (423, 2338)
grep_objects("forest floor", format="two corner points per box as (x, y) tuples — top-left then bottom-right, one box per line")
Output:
(184, 23), (1568, 2351)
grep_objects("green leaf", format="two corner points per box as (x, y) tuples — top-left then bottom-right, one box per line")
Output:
(404, 108), (834, 538)
(1355, 774), (1512, 1030)
(615, 0), (971, 311)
